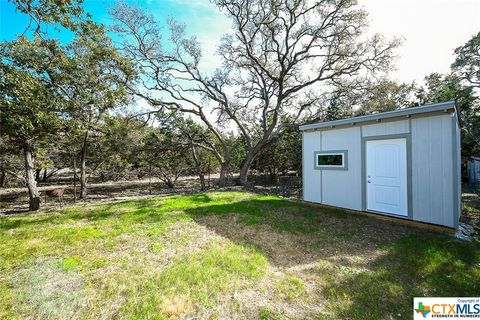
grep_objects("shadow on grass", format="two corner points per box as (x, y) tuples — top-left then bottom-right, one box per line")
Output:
(0, 193), (215, 231)
(0, 200), (156, 231)
(317, 233), (480, 319)
(1, 194), (415, 263)
(178, 195), (480, 319)
(181, 197), (419, 268)
(2, 191), (479, 320)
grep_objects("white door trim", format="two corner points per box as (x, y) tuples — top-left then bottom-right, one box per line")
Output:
(366, 138), (408, 216)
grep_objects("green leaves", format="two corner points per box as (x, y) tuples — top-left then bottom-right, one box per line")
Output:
(0, 49), (66, 146)
(11, 0), (86, 34)
(452, 31), (480, 88)
(0, 13), (136, 184)
(416, 72), (480, 159)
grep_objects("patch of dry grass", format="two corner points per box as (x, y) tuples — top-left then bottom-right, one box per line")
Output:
(14, 258), (86, 319)
(0, 191), (479, 319)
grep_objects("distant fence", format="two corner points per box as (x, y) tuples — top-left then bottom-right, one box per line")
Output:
(468, 159), (480, 192)
(245, 174), (302, 198)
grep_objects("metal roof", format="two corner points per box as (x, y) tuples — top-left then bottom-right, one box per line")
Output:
(299, 101), (457, 131)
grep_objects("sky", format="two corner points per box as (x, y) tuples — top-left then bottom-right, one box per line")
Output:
(1, 0), (479, 86)
(361, 0), (480, 84)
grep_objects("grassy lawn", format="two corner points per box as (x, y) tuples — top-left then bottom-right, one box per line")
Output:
(462, 185), (480, 228)
(0, 191), (479, 319)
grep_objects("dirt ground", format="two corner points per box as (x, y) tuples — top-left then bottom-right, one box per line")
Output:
(0, 176), (206, 214)
(1, 177), (478, 231)
(0, 175), (301, 215)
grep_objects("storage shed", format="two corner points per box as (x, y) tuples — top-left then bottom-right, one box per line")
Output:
(300, 101), (461, 228)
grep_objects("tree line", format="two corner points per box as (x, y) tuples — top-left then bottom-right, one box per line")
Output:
(1, 0), (479, 211)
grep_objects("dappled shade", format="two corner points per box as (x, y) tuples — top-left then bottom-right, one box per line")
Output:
(0, 192), (479, 319)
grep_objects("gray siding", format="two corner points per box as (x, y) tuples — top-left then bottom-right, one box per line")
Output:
(411, 114), (455, 227)
(302, 131), (322, 203)
(301, 112), (459, 228)
(321, 127), (362, 210)
(362, 120), (409, 137)
(454, 116), (462, 227)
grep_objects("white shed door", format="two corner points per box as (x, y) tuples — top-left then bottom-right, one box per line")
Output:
(366, 138), (407, 216)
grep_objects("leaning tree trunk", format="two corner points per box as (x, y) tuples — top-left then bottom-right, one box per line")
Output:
(239, 153), (257, 186)
(239, 139), (272, 186)
(79, 131), (88, 199)
(24, 146), (40, 211)
(218, 162), (228, 187)
(239, 133), (281, 186)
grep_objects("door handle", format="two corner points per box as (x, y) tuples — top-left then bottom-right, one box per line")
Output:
(367, 180), (371, 183)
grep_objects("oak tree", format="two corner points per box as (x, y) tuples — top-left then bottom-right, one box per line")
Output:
(0, 37), (68, 210)
(112, 0), (399, 185)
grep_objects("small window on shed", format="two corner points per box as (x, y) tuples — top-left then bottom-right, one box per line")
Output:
(314, 151), (347, 170)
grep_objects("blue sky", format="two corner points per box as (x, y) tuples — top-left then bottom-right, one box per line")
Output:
(0, 0), (231, 71)
(1, 0), (479, 82)
(0, 0), (225, 40)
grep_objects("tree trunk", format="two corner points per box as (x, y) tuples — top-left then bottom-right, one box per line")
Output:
(24, 146), (40, 211)
(79, 131), (88, 199)
(148, 163), (152, 195)
(35, 168), (41, 182)
(269, 167), (278, 185)
(191, 144), (206, 191)
(207, 156), (211, 188)
(218, 162), (228, 187)
(239, 136), (280, 186)
(165, 179), (175, 189)
(239, 152), (256, 186)
(199, 173), (206, 191)
(73, 156), (77, 203)
(0, 171), (6, 188)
